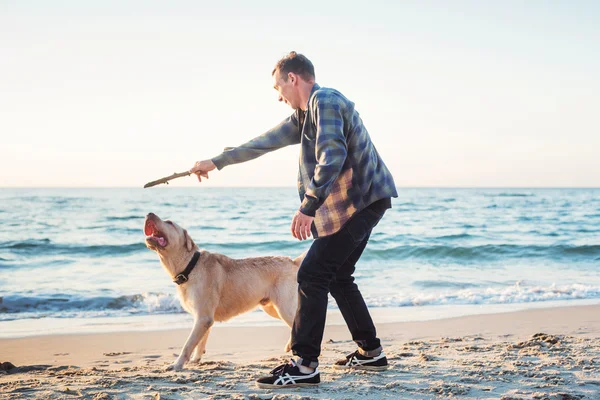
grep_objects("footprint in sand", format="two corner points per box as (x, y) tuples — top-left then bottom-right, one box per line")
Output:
(93, 360), (110, 366)
(103, 352), (132, 357)
(143, 355), (162, 359)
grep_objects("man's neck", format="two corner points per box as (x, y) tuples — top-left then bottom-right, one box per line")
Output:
(299, 81), (316, 111)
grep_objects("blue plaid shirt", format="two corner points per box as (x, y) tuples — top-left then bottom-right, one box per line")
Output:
(212, 84), (398, 238)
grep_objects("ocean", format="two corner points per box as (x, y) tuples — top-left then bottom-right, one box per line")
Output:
(1, 187), (599, 338)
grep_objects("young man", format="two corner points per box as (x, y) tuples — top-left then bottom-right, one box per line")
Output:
(190, 52), (398, 388)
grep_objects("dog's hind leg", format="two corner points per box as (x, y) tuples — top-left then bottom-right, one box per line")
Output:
(276, 305), (296, 352)
(167, 316), (214, 371)
(261, 302), (295, 351)
(190, 326), (212, 364)
(271, 292), (298, 353)
(272, 281), (298, 327)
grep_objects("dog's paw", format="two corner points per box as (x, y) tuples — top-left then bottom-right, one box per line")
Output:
(165, 362), (184, 372)
(189, 356), (202, 364)
(190, 347), (206, 363)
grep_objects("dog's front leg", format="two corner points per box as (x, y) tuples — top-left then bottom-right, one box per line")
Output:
(190, 326), (212, 364)
(167, 317), (214, 371)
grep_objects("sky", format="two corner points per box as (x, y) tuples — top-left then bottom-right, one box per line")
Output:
(1, 0), (599, 188)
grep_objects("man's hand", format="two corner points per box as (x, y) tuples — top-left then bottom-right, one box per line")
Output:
(189, 160), (216, 182)
(291, 210), (314, 241)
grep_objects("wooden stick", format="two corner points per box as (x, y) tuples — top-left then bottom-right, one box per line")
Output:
(143, 171), (191, 188)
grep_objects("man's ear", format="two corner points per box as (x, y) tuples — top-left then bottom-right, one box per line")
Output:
(183, 229), (196, 252)
(289, 72), (298, 85)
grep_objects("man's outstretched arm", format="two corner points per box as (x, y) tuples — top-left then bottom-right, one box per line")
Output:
(190, 113), (301, 181)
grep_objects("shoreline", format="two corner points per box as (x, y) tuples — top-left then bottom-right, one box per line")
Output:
(2, 298), (599, 340)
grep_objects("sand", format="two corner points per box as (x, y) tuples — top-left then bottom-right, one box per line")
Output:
(1, 304), (599, 399)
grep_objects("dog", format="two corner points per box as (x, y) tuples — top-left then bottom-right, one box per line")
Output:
(144, 213), (303, 371)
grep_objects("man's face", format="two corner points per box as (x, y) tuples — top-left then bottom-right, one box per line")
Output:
(273, 70), (299, 110)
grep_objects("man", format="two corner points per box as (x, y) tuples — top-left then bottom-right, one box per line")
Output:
(190, 51), (398, 388)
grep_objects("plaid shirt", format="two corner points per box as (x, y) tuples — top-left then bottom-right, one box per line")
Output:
(212, 84), (398, 238)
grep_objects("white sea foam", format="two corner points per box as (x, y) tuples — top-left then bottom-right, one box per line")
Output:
(363, 283), (600, 308)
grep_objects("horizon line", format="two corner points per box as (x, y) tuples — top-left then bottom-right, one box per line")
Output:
(1, 186), (599, 190)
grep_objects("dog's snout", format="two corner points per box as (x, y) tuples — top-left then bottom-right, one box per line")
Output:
(147, 212), (156, 219)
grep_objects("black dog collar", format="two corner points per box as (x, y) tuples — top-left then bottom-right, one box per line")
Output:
(173, 251), (201, 285)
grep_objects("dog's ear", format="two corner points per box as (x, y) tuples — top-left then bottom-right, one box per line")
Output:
(183, 229), (196, 252)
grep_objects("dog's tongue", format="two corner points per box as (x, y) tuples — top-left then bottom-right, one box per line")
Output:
(145, 234), (167, 247)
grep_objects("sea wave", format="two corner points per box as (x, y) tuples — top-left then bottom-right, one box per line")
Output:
(2, 238), (599, 262)
(434, 233), (478, 240)
(2, 283), (600, 321)
(364, 244), (600, 262)
(412, 280), (483, 289)
(0, 239), (144, 257)
(105, 215), (144, 221)
(0, 292), (183, 319)
(485, 193), (534, 198)
(365, 283), (600, 307)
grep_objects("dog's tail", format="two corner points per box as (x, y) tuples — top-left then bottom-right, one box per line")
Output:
(293, 250), (308, 267)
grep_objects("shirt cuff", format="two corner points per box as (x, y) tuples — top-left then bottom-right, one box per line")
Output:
(211, 154), (229, 171)
(299, 197), (318, 217)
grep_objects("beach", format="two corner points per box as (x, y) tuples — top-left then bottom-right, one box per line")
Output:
(2, 304), (599, 399)
(2, 188), (600, 398)
(3, 0), (599, 397)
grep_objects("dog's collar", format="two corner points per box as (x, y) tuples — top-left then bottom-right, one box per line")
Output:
(173, 251), (201, 285)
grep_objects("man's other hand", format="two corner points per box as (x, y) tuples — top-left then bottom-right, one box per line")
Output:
(291, 210), (314, 240)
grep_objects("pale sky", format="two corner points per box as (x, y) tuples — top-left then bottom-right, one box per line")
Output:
(1, 0), (599, 188)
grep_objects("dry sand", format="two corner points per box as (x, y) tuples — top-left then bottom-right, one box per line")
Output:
(1, 304), (599, 399)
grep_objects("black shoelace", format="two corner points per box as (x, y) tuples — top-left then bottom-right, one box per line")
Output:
(270, 362), (293, 375)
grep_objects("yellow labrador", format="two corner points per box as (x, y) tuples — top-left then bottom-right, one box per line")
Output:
(144, 213), (303, 371)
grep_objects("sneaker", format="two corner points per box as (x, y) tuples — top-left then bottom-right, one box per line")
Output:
(334, 350), (389, 371)
(256, 359), (320, 389)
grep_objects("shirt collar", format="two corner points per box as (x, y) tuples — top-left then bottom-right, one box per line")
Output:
(305, 83), (320, 110)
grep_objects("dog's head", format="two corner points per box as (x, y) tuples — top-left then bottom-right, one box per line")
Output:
(144, 213), (196, 254)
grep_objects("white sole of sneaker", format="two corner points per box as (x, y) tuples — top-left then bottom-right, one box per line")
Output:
(256, 382), (320, 389)
(333, 364), (389, 371)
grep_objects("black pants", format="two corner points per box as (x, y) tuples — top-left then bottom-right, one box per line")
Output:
(291, 203), (386, 367)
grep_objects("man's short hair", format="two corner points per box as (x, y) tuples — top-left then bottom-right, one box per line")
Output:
(272, 51), (315, 82)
